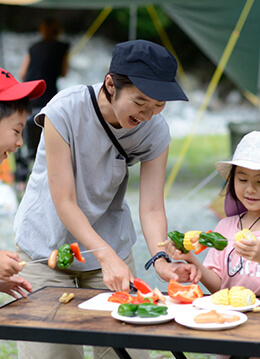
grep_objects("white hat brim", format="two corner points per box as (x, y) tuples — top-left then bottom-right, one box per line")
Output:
(216, 159), (260, 180)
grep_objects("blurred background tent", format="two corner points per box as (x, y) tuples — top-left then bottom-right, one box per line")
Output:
(0, 0), (259, 216)
(1, 0), (259, 98)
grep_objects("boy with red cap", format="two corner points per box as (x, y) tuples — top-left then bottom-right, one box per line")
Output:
(0, 68), (45, 298)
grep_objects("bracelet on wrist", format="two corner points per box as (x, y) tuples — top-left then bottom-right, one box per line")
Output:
(144, 251), (171, 270)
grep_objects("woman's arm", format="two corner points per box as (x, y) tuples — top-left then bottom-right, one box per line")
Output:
(44, 116), (134, 291)
(19, 54), (31, 81)
(139, 147), (201, 284)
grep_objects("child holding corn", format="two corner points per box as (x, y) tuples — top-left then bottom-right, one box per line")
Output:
(165, 131), (260, 297)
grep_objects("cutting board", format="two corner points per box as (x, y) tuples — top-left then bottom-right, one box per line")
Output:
(78, 292), (193, 312)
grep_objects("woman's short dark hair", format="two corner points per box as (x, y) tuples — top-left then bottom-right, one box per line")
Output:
(0, 97), (32, 121)
(102, 73), (134, 103)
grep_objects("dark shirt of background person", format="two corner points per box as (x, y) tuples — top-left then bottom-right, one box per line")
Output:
(20, 17), (70, 108)
(16, 18), (70, 184)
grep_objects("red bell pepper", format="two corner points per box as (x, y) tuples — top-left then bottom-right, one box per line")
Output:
(133, 278), (153, 294)
(167, 280), (203, 304)
(70, 243), (85, 263)
(108, 291), (134, 304)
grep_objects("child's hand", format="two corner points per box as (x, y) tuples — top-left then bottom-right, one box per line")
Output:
(164, 240), (194, 262)
(0, 276), (32, 299)
(0, 251), (24, 281)
(234, 238), (260, 263)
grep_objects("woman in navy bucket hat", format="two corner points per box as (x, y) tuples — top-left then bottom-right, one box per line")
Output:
(14, 40), (198, 359)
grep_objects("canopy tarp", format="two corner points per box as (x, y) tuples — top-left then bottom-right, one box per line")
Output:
(1, 0), (260, 95)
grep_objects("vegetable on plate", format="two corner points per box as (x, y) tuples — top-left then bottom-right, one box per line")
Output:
(117, 302), (168, 318)
(167, 280), (203, 304)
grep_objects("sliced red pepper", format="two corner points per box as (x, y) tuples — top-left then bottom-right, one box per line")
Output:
(108, 291), (134, 304)
(167, 280), (203, 304)
(70, 243), (86, 263)
(194, 243), (207, 255)
(133, 278), (153, 294)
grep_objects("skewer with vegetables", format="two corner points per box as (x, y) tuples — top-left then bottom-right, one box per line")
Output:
(20, 244), (106, 269)
(158, 230), (228, 255)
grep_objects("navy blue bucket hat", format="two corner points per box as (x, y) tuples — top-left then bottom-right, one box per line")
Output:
(109, 39), (188, 102)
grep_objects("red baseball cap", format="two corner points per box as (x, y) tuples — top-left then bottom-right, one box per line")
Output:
(0, 68), (46, 101)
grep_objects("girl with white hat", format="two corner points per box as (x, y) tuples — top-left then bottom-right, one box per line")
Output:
(165, 131), (260, 296)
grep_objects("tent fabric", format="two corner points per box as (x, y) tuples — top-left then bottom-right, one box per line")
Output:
(18, 0), (260, 95)
(163, 1), (260, 95)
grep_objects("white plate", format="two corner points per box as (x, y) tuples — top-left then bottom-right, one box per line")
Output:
(193, 296), (260, 312)
(111, 307), (176, 325)
(175, 309), (248, 331)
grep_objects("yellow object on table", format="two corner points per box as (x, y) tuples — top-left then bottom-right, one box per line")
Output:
(211, 288), (229, 305)
(211, 286), (256, 307)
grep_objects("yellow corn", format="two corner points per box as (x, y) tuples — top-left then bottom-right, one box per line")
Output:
(211, 286), (256, 307)
(183, 231), (201, 251)
(235, 229), (256, 242)
(229, 288), (256, 307)
(210, 288), (229, 305)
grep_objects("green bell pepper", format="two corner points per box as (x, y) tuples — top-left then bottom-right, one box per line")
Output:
(118, 303), (138, 317)
(168, 231), (188, 253)
(137, 303), (168, 318)
(57, 244), (74, 268)
(199, 231), (227, 251)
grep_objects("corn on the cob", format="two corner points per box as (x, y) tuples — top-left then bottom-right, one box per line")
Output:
(235, 229), (256, 242)
(210, 288), (229, 305)
(183, 231), (201, 251)
(210, 286), (256, 307)
(229, 288), (256, 307)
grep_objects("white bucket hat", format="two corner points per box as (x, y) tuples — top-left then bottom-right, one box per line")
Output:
(216, 131), (260, 180)
(216, 131), (260, 217)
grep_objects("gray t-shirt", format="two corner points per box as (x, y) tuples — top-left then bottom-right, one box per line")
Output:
(14, 83), (171, 270)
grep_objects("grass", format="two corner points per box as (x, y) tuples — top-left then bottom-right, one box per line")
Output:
(167, 133), (230, 183)
(128, 133), (230, 189)
(0, 134), (227, 358)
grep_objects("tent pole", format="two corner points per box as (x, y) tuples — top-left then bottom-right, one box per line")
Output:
(146, 6), (186, 82)
(68, 7), (113, 59)
(243, 90), (260, 108)
(164, 0), (255, 198)
(129, 5), (137, 40)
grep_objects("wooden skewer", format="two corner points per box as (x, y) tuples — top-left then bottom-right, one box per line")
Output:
(157, 241), (167, 247)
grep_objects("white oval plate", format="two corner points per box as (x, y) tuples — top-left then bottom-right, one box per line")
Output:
(193, 296), (260, 312)
(111, 308), (176, 325)
(175, 309), (247, 331)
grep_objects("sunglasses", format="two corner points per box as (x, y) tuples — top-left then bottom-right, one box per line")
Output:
(227, 247), (243, 277)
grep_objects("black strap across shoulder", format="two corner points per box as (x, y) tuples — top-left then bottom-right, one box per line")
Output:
(88, 85), (129, 163)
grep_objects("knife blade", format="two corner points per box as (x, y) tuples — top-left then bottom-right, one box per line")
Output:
(21, 246), (107, 265)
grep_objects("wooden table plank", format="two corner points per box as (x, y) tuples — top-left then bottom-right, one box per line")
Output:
(0, 286), (259, 357)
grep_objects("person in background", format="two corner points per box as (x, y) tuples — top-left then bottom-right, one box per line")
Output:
(0, 68), (46, 298)
(16, 18), (70, 182)
(14, 39), (201, 359)
(165, 131), (260, 297)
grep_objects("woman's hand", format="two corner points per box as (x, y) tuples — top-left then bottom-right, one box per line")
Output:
(99, 249), (134, 292)
(0, 276), (32, 299)
(154, 258), (202, 284)
(0, 251), (24, 281)
(234, 238), (260, 263)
